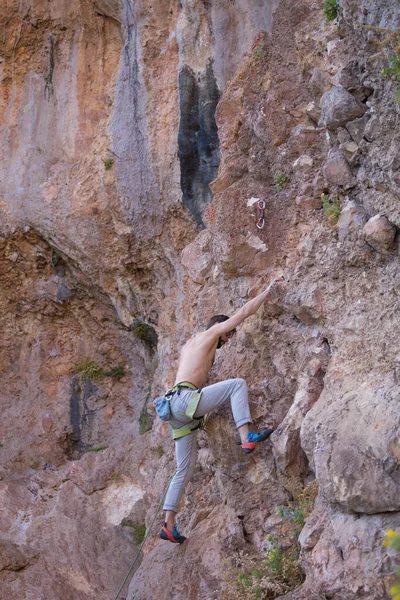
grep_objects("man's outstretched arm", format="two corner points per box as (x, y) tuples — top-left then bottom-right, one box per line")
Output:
(205, 278), (283, 339)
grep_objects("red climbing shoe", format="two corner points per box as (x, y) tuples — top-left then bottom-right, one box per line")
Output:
(160, 523), (186, 544)
(241, 428), (274, 454)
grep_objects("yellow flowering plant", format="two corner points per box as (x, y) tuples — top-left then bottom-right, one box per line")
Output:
(383, 530), (400, 600)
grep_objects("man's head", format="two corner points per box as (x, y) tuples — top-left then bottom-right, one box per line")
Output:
(206, 314), (236, 349)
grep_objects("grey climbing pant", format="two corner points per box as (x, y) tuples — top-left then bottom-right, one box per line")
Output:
(163, 378), (252, 512)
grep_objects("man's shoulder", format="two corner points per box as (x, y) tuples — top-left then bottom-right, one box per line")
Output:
(182, 330), (211, 350)
(185, 331), (206, 345)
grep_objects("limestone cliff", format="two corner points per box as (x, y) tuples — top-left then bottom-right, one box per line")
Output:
(0, 1), (399, 599)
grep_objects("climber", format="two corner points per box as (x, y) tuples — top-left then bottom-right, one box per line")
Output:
(159, 280), (281, 544)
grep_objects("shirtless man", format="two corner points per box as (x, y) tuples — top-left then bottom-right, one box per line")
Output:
(159, 283), (277, 544)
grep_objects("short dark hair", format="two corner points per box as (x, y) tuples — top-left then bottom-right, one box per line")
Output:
(206, 314), (229, 330)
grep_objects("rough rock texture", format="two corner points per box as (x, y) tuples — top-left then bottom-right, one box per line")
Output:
(363, 214), (397, 253)
(0, 0), (400, 599)
(319, 86), (367, 130)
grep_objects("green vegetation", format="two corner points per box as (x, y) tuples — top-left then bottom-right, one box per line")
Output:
(76, 358), (126, 381)
(121, 520), (147, 545)
(221, 478), (318, 600)
(139, 410), (151, 435)
(254, 45), (264, 59)
(131, 319), (158, 347)
(323, 0), (338, 21)
(104, 157), (114, 170)
(274, 173), (289, 192)
(151, 445), (164, 458)
(383, 531), (400, 600)
(76, 358), (105, 380)
(105, 365), (125, 379)
(51, 250), (61, 267)
(360, 24), (399, 103)
(277, 505), (306, 531)
(383, 54), (400, 103)
(84, 445), (108, 453)
(322, 193), (340, 224)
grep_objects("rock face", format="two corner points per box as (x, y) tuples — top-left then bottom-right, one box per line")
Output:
(0, 0), (400, 599)
(363, 214), (397, 253)
(319, 86), (367, 130)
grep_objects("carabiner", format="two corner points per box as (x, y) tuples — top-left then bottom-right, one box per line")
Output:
(256, 217), (265, 229)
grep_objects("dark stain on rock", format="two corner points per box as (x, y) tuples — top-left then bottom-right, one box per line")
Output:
(67, 375), (97, 459)
(178, 60), (220, 227)
(44, 33), (55, 100)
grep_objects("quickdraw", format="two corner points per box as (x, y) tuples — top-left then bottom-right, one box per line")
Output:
(256, 199), (265, 229)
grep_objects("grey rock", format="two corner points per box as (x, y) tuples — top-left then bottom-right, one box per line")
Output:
(339, 141), (360, 165)
(181, 229), (213, 285)
(312, 172), (327, 197)
(271, 367), (326, 477)
(337, 200), (368, 242)
(293, 155), (314, 172)
(295, 196), (323, 210)
(363, 116), (380, 142)
(346, 114), (370, 144)
(363, 214), (397, 253)
(309, 69), (331, 97)
(300, 501), (400, 599)
(331, 60), (360, 92)
(302, 385), (400, 514)
(337, 127), (351, 144)
(331, 61), (373, 102)
(323, 150), (354, 187)
(319, 86), (367, 130)
(306, 101), (321, 124)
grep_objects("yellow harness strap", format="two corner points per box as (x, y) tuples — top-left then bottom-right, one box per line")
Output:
(167, 382), (203, 440)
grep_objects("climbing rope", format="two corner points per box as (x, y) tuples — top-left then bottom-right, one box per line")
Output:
(113, 471), (175, 600)
(256, 199), (265, 229)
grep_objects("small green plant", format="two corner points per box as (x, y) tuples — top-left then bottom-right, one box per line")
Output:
(277, 505), (306, 531)
(76, 358), (126, 380)
(274, 172), (289, 191)
(139, 411), (151, 435)
(132, 522), (146, 545)
(151, 445), (164, 458)
(105, 365), (125, 378)
(254, 45), (264, 59)
(131, 319), (158, 347)
(221, 477), (318, 600)
(383, 55), (400, 103)
(383, 530), (400, 600)
(222, 544), (302, 600)
(51, 250), (61, 267)
(84, 445), (108, 453)
(104, 157), (114, 170)
(359, 24), (399, 103)
(322, 193), (340, 223)
(76, 358), (105, 380)
(121, 520), (146, 545)
(323, 0), (338, 21)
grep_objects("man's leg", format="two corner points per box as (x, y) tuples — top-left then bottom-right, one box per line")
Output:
(194, 378), (273, 451)
(161, 430), (198, 542)
(194, 378), (251, 439)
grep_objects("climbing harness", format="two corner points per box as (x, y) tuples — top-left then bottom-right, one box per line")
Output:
(113, 471), (175, 600)
(256, 199), (265, 229)
(154, 381), (204, 440)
